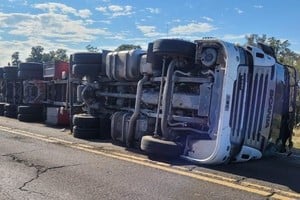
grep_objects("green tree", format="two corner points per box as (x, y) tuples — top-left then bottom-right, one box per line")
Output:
(11, 51), (21, 66)
(86, 44), (99, 52)
(26, 47), (68, 63)
(42, 50), (56, 63)
(115, 44), (141, 51)
(54, 49), (68, 62)
(26, 46), (44, 63)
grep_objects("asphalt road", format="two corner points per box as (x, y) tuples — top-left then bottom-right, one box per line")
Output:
(0, 116), (299, 200)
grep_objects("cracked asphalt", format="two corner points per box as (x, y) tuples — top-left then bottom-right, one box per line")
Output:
(3, 153), (74, 194)
(0, 117), (299, 200)
(0, 125), (266, 199)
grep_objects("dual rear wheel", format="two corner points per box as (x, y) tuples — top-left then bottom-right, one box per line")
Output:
(72, 114), (110, 139)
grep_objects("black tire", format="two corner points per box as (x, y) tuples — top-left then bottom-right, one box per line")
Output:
(72, 64), (100, 77)
(0, 68), (4, 79)
(73, 126), (100, 139)
(18, 70), (43, 80)
(18, 113), (43, 122)
(3, 72), (18, 80)
(72, 53), (102, 64)
(18, 105), (43, 115)
(153, 39), (196, 59)
(18, 62), (43, 71)
(146, 42), (164, 65)
(3, 66), (17, 73)
(4, 104), (17, 113)
(140, 135), (183, 158)
(73, 114), (100, 129)
(4, 111), (17, 118)
(0, 103), (5, 116)
(99, 116), (111, 139)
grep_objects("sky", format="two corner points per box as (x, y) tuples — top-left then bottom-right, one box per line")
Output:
(0, 0), (300, 66)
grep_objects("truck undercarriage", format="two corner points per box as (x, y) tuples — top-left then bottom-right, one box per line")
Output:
(69, 38), (298, 164)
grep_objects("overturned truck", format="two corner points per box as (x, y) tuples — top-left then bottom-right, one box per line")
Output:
(69, 38), (298, 164)
(0, 61), (69, 125)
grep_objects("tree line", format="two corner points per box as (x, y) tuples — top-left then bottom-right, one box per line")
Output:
(8, 35), (300, 71)
(10, 47), (68, 66)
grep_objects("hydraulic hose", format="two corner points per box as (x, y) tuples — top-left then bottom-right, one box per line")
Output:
(126, 75), (149, 147)
(153, 58), (167, 135)
(161, 60), (177, 139)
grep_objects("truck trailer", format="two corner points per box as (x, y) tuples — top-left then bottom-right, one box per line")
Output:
(0, 61), (69, 125)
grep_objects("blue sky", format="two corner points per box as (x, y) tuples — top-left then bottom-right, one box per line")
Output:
(0, 0), (299, 66)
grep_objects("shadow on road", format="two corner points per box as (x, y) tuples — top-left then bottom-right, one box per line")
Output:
(142, 149), (300, 193)
(210, 154), (300, 192)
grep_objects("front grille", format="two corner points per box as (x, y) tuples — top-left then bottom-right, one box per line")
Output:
(244, 67), (273, 149)
(230, 66), (274, 150)
(230, 66), (248, 146)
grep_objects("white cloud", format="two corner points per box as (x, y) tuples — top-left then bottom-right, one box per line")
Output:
(33, 3), (92, 19)
(96, 4), (134, 17)
(202, 16), (213, 22)
(254, 5), (263, 9)
(0, 37), (68, 66)
(99, 20), (111, 24)
(136, 25), (163, 37)
(169, 23), (217, 35)
(84, 19), (95, 25)
(235, 8), (244, 14)
(1, 12), (109, 42)
(108, 5), (123, 12)
(0, 3), (109, 66)
(78, 9), (92, 19)
(146, 8), (160, 14)
(96, 6), (107, 12)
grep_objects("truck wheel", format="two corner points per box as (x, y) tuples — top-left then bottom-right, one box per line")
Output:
(100, 117), (111, 139)
(72, 53), (102, 64)
(3, 72), (18, 80)
(4, 111), (17, 118)
(153, 39), (196, 59)
(18, 114), (42, 122)
(72, 64), (100, 77)
(73, 114), (100, 129)
(0, 103), (5, 116)
(18, 105), (43, 115)
(73, 126), (100, 139)
(3, 66), (18, 73)
(140, 135), (183, 158)
(141, 135), (183, 158)
(0, 68), (4, 79)
(4, 104), (17, 113)
(18, 62), (43, 71)
(18, 70), (43, 80)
